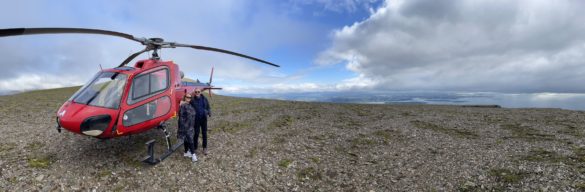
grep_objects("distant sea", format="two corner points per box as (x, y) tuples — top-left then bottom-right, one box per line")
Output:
(225, 91), (585, 111)
(3, 89), (584, 111)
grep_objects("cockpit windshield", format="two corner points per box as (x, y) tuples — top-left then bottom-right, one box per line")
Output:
(71, 72), (128, 109)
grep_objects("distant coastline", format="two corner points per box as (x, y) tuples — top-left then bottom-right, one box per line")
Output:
(226, 91), (585, 111)
(0, 90), (26, 96)
(3, 88), (584, 111)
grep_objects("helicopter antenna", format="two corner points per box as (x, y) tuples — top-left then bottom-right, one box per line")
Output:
(0, 28), (280, 68)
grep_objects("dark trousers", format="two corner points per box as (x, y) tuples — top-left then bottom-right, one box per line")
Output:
(193, 116), (208, 150)
(183, 137), (195, 154)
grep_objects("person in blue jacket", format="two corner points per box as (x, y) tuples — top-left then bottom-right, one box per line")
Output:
(190, 88), (211, 155)
(178, 94), (197, 162)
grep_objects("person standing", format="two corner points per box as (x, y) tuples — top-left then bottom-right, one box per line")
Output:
(190, 88), (211, 155)
(178, 94), (197, 162)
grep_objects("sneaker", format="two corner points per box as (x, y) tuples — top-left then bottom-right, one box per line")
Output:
(192, 154), (198, 162)
(184, 151), (192, 158)
(203, 148), (208, 155)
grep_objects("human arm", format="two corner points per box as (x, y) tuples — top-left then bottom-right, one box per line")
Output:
(205, 96), (211, 117)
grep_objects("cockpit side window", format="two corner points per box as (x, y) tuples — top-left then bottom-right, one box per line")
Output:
(127, 68), (169, 105)
(132, 74), (150, 99)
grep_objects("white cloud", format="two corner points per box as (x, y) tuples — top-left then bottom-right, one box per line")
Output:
(531, 92), (583, 102)
(0, 74), (83, 91)
(318, 0), (585, 93)
(219, 74), (380, 94)
(0, 1), (320, 92)
(335, 74), (376, 90)
(288, 0), (381, 13)
(222, 82), (335, 94)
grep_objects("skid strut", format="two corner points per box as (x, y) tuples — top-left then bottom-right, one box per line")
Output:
(160, 125), (172, 150)
(56, 117), (62, 133)
(142, 123), (184, 165)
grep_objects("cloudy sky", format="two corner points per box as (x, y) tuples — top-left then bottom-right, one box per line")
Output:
(2, 0), (585, 95)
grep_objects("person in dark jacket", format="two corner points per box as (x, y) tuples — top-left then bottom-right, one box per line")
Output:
(190, 88), (211, 155)
(178, 94), (197, 162)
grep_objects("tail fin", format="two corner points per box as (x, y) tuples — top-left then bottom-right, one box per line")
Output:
(208, 67), (214, 85)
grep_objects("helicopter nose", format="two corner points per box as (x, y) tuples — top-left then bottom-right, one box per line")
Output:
(80, 115), (112, 137)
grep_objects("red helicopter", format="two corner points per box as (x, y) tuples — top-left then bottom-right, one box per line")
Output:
(0, 28), (279, 164)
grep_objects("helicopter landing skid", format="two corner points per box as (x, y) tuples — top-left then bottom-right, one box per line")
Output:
(141, 124), (184, 165)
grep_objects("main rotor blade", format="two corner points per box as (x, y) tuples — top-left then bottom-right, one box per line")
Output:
(0, 28), (142, 43)
(118, 48), (152, 67)
(174, 43), (279, 67)
(0, 28), (281, 67)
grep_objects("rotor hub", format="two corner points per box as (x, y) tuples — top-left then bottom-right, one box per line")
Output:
(149, 38), (164, 43)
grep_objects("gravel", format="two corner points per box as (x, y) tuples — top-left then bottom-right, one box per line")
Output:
(1, 87), (585, 191)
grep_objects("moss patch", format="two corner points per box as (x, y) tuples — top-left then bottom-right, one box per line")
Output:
(342, 119), (363, 129)
(268, 115), (293, 130)
(272, 137), (286, 144)
(373, 129), (395, 139)
(412, 120), (479, 139)
(517, 147), (585, 172)
(28, 155), (55, 169)
(278, 159), (292, 168)
(120, 155), (143, 168)
(557, 124), (582, 137)
(372, 129), (403, 144)
(25, 141), (43, 151)
(98, 170), (113, 178)
(308, 134), (329, 141)
(519, 148), (566, 163)
(501, 123), (555, 141)
(296, 167), (322, 181)
(571, 147), (585, 163)
(0, 142), (16, 153)
(349, 134), (377, 148)
(309, 157), (320, 164)
(344, 105), (371, 117)
(245, 146), (259, 158)
(575, 182), (585, 190)
(113, 185), (126, 192)
(488, 168), (529, 184)
(457, 181), (481, 192)
(6, 177), (17, 184)
(214, 120), (251, 134)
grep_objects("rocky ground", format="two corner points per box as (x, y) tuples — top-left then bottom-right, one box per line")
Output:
(1, 87), (585, 191)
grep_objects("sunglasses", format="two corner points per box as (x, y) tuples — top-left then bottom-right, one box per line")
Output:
(195, 91), (201, 93)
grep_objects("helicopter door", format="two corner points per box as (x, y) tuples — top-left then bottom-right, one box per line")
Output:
(120, 67), (172, 133)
